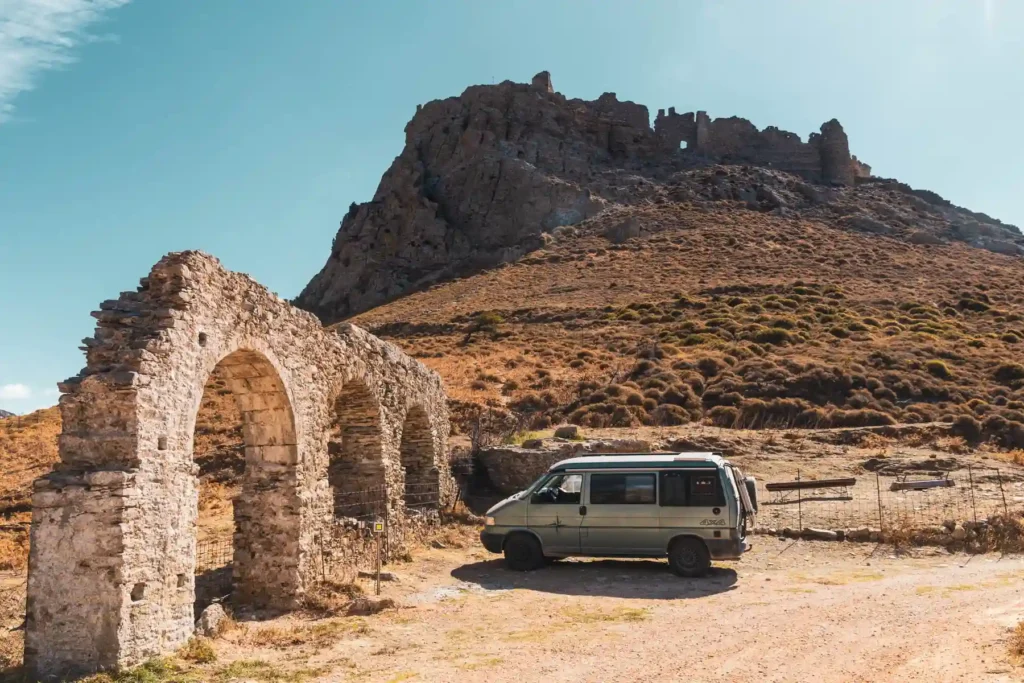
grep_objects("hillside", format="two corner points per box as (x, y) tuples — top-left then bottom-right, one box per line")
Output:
(352, 197), (1024, 448)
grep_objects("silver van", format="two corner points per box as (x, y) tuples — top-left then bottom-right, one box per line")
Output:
(480, 453), (756, 576)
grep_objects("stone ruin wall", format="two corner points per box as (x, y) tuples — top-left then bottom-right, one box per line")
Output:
(26, 251), (454, 680)
(653, 106), (867, 186)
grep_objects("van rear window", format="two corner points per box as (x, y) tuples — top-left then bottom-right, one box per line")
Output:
(589, 473), (656, 505)
(660, 471), (725, 507)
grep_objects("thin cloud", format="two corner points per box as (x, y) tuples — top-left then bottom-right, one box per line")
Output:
(0, 0), (130, 123)
(0, 383), (31, 400)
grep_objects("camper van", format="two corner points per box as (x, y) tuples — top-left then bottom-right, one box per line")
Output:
(480, 453), (757, 576)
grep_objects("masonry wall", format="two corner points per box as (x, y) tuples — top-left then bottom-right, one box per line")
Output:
(26, 251), (453, 680)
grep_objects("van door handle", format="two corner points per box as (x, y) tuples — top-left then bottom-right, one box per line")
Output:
(579, 505), (587, 516)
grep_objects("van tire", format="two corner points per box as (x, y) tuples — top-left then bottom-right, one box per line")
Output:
(503, 533), (544, 571)
(668, 538), (711, 577)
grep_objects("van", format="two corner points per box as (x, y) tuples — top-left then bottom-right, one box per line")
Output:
(479, 453), (757, 576)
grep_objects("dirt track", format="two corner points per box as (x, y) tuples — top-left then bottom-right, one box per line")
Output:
(237, 538), (1024, 682)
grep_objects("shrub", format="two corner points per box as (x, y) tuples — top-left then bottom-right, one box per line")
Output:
(652, 404), (690, 426)
(829, 326), (850, 338)
(708, 405), (738, 427)
(827, 409), (896, 428)
(179, 637), (217, 664)
(752, 327), (795, 346)
(610, 405), (644, 428)
(1003, 333), (1021, 344)
(951, 415), (983, 442)
(995, 363), (1024, 384)
(925, 360), (953, 379)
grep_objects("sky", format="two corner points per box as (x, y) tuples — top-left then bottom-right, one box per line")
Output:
(0, 0), (1021, 414)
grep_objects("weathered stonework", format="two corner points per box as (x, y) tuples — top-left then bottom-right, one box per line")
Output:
(25, 251), (453, 680)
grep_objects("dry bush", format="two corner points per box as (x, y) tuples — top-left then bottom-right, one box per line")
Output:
(177, 637), (216, 664)
(301, 580), (364, 616)
(1009, 621), (1024, 662)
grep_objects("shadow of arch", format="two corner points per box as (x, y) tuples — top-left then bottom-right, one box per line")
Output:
(328, 380), (387, 520)
(193, 348), (300, 610)
(400, 405), (439, 511)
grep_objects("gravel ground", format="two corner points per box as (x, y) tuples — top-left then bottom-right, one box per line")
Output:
(256, 537), (1024, 682)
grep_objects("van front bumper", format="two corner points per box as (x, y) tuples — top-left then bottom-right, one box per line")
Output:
(480, 529), (505, 554)
(706, 537), (751, 560)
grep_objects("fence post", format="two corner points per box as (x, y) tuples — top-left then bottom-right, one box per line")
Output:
(967, 465), (978, 525)
(797, 469), (802, 531)
(875, 472), (884, 534)
(383, 491), (390, 562)
(997, 469), (1009, 518)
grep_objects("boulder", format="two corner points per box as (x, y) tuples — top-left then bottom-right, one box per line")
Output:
(195, 603), (227, 638)
(346, 597), (398, 616)
(553, 425), (579, 440)
(802, 528), (839, 541)
(604, 217), (644, 244)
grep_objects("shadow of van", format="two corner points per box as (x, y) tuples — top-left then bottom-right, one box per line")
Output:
(450, 558), (738, 600)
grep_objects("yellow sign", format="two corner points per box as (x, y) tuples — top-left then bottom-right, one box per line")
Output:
(373, 522), (384, 533)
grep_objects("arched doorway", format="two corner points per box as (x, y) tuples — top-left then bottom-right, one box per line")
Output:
(399, 405), (439, 512)
(190, 348), (300, 609)
(327, 381), (386, 520)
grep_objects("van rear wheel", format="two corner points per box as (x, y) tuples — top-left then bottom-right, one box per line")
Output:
(669, 538), (711, 577)
(503, 533), (544, 571)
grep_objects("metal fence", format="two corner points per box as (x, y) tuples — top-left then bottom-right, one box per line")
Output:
(755, 468), (1013, 532)
(333, 485), (389, 523)
(196, 536), (233, 573)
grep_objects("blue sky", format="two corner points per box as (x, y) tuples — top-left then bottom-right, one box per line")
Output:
(0, 0), (1020, 413)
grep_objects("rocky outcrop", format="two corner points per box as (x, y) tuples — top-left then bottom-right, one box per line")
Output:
(0, 409), (14, 419)
(295, 72), (869, 323)
(297, 71), (1019, 324)
(478, 437), (652, 494)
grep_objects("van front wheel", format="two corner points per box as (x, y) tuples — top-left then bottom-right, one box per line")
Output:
(503, 533), (544, 571)
(669, 538), (711, 577)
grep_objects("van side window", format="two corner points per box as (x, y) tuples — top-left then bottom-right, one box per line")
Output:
(660, 471), (726, 507)
(589, 473), (656, 505)
(531, 474), (583, 505)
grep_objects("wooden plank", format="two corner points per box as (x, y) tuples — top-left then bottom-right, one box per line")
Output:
(766, 477), (857, 492)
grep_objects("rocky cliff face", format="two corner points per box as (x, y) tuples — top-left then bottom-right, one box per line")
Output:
(296, 72), (1019, 323)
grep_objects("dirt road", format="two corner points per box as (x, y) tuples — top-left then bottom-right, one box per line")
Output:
(225, 537), (1024, 682)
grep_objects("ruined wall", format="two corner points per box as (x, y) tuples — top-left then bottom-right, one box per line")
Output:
(26, 251), (453, 680)
(653, 108), (860, 185)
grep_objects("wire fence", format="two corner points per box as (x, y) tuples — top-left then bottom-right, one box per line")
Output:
(195, 536), (233, 574)
(755, 468), (1013, 532)
(333, 485), (389, 523)
(404, 482), (441, 511)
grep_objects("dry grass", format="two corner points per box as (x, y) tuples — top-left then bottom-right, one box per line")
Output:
(1009, 621), (1024, 662)
(229, 619), (370, 650)
(300, 580), (364, 616)
(177, 637), (216, 664)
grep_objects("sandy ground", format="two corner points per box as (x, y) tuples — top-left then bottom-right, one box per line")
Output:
(203, 534), (1024, 683)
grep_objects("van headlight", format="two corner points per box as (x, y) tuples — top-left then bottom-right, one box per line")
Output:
(484, 516), (496, 526)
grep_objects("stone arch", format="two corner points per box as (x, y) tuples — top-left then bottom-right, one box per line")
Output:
(196, 348), (300, 607)
(399, 404), (440, 511)
(26, 251), (452, 679)
(327, 379), (386, 519)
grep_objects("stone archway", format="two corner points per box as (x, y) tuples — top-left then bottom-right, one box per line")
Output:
(327, 380), (386, 519)
(200, 349), (300, 606)
(399, 405), (440, 511)
(25, 251), (453, 679)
